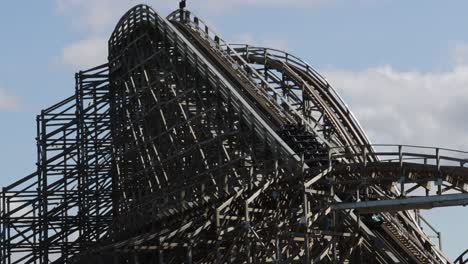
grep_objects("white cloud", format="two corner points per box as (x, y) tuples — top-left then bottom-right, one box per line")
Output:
(323, 64), (468, 149)
(56, 0), (299, 70)
(56, 0), (171, 70)
(0, 87), (21, 112)
(55, 0), (334, 70)
(55, 0), (325, 30)
(54, 0), (328, 34)
(52, 1), (468, 259)
(55, 0), (468, 154)
(56, 0), (160, 34)
(451, 42), (468, 66)
(62, 37), (107, 70)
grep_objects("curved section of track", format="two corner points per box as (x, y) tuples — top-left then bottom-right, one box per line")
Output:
(1, 4), (466, 264)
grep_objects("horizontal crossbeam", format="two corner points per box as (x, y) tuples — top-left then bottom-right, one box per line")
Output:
(331, 193), (468, 213)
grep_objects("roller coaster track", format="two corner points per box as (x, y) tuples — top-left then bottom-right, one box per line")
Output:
(455, 250), (468, 264)
(0, 4), (467, 263)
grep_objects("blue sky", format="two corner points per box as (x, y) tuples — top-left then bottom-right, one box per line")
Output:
(0, 0), (467, 259)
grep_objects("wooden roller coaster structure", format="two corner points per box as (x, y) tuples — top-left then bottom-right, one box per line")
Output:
(1, 4), (467, 264)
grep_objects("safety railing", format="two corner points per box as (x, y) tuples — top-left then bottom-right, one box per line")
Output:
(107, 5), (307, 167)
(227, 45), (373, 148)
(328, 144), (468, 168)
(455, 249), (468, 264)
(167, 9), (346, 150)
(168, 11), (293, 123)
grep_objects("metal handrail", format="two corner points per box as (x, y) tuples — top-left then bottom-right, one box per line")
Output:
(167, 10), (343, 150)
(107, 6), (303, 166)
(417, 212), (443, 250)
(328, 144), (468, 166)
(227, 44), (374, 149)
(455, 249), (468, 264)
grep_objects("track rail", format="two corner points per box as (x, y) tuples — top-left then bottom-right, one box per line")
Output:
(0, 4), (465, 264)
(456, 249), (468, 264)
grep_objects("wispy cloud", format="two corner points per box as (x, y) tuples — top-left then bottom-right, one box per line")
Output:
(56, 0), (169, 70)
(0, 86), (21, 112)
(55, 0), (328, 69)
(55, 0), (158, 34)
(61, 37), (107, 70)
(323, 64), (468, 149)
(55, 0), (468, 153)
(56, 0), (326, 30)
(450, 42), (468, 66)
